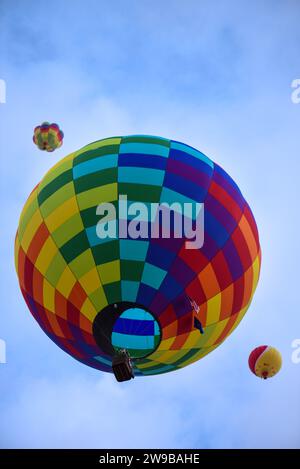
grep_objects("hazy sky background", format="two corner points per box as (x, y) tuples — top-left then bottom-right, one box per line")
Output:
(0, 0), (300, 448)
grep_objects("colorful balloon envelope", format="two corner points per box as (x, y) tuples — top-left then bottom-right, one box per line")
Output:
(249, 346), (282, 379)
(15, 135), (261, 377)
(33, 122), (64, 152)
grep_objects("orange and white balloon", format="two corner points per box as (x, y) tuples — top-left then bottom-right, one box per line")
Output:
(248, 346), (282, 379)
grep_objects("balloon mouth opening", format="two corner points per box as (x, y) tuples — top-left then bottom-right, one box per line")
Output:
(262, 371), (269, 379)
(92, 302), (162, 360)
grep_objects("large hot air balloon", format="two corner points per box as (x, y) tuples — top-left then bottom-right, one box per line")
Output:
(249, 346), (282, 379)
(33, 122), (64, 152)
(15, 135), (261, 380)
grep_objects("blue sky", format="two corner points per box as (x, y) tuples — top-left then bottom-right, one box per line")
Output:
(0, 0), (300, 448)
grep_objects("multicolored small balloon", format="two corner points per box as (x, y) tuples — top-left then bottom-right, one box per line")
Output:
(33, 122), (64, 152)
(249, 346), (282, 379)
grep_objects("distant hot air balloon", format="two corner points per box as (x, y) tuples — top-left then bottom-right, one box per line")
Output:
(15, 135), (261, 381)
(33, 122), (64, 152)
(249, 346), (282, 379)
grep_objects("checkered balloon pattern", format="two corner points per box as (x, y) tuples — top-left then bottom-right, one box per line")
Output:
(15, 135), (261, 376)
